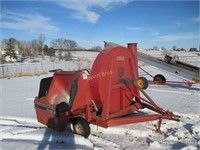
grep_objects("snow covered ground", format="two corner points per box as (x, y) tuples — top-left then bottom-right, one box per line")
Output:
(0, 62), (199, 149)
(0, 50), (200, 149)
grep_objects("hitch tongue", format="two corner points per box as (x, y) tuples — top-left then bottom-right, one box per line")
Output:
(172, 114), (181, 122)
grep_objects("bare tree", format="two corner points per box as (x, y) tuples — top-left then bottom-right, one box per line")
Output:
(161, 46), (166, 51)
(90, 46), (102, 51)
(31, 39), (40, 57)
(153, 46), (159, 51)
(50, 38), (78, 60)
(17, 40), (32, 56)
(64, 39), (78, 60)
(65, 39), (77, 49)
(51, 38), (66, 60)
(38, 33), (46, 55)
(172, 45), (176, 51)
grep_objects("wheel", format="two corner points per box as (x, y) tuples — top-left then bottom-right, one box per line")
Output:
(72, 117), (90, 138)
(153, 74), (166, 85)
(137, 77), (148, 89)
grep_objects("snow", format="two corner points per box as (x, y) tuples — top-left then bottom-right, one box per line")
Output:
(0, 51), (200, 149)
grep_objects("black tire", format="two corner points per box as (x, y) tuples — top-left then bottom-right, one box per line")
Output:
(72, 117), (90, 138)
(153, 74), (166, 85)
(137, 77), (148, 89)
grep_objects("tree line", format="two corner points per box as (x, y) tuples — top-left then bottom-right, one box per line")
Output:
(1, 33), (102, 63)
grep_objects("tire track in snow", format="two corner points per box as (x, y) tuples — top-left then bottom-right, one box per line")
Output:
(1, 114), (199, 150)
(0, 116), (41, 126)
(0, 116), (94, 149)
(89, 111), (200, 150)
(89, 134), (121, 150)
(0, 116), (46, 140)
(0, 117), (45, 132)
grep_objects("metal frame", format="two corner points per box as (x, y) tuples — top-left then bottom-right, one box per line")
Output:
(34, 42), (180, 135)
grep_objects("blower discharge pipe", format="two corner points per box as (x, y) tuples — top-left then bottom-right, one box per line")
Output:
(127, 43), (139, 78)
(127, 43), (170, 114)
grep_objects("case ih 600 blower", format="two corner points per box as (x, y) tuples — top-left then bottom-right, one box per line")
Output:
(34, 42), (180, 138)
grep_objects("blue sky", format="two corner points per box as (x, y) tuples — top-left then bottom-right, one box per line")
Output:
(1, 0), (199, 50)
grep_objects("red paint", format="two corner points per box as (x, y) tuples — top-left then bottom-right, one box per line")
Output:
(34, 42), (179, 133)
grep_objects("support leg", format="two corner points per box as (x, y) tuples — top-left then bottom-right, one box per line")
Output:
(156, 117), (162, 134)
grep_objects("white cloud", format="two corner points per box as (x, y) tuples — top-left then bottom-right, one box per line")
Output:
(126, 26), (143, 31)
(56, 0), (131, 24)
(126, 26), (160, 36)
(0, 10), (59, 35)
(149, 30), (160, 36)
(191, 16), (200, 23)
(150, 31), (160, 36)
(155, 32), (199, 42)
(175, 22), (183, 27)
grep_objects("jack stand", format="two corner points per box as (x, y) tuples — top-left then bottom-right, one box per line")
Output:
(156, 118), (162, 134)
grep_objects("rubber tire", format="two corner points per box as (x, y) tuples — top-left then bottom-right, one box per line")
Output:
(153, 74), (166, 84)
(72, 117), (90, 138)
(137, 77), (148, 89)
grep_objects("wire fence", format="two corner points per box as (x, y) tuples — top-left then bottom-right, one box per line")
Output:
(0, 60), (93, 79)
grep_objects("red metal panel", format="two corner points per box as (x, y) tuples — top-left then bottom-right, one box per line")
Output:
(35, 105), (69, 132)
(46, 71), (79, 105)
(70, 72), (92, 114)
(34, 71), (93, 131)
(89, 45), (140, 120)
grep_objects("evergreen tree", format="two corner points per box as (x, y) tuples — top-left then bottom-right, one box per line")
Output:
(3, 38), (17, 61)
(44, 44), (55, 56)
